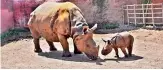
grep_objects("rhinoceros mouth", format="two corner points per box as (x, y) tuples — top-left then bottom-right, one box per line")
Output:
(101, 50), (109, 56)
(85, 53), (98, 60)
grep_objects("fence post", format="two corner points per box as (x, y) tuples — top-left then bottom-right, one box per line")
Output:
(134, 4), (137, 26)
(151, 3), (155, 28)
(127, 5), (129, 25)
(142, 4), (145, 27)
(123, 5), (125, 25)
(162, 3), (163, 24)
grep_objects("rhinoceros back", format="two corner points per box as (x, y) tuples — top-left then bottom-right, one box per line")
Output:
(30, 2), (77, 24)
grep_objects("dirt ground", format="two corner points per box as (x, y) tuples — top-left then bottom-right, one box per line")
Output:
(1, 28), (163, 69)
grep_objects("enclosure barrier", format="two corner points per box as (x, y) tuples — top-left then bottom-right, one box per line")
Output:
(124, 3), (163, 28)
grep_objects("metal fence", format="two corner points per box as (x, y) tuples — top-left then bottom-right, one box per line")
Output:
(124, 3), (163, 27)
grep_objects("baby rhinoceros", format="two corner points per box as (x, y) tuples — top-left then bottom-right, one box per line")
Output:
(101, 32), (134, 58)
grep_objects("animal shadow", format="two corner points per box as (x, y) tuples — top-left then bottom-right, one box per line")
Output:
(38, 51), (101, 63)
(104, 54), (143, 62)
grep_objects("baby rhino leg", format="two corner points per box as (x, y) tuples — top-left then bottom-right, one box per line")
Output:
(113, 47), (119, 58)
(120, 47), (128, 58)
(127, 45), (133, 57)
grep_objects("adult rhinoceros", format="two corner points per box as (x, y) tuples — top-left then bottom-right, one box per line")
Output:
(27, 2), (99, 60)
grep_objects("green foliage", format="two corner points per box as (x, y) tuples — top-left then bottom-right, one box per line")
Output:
(0, 28), (28, 40)
(142, 0), (151, 4)
(103, 23), (119, 29)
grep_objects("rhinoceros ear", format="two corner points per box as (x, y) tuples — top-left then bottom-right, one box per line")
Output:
(107, 40), (111, 44)
(102, 38), (112, 44)
(102, 38), (107, 43)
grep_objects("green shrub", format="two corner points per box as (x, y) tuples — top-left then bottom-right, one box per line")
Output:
(142, 0), (151, 4)
(103, 23), (119, 29)
(0, 28), (28, 40)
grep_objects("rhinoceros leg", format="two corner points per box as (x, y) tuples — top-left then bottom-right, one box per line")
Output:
(34, 38), (42, 53)
(73, 40), (82, 54)
(46, 40), (57, 51)
(58, 35), (72, 57)
(113, 47), (119, 58)
(127, 44), (133, 57)
(120, 47), (128, 58)
(127, 37), (134, 57)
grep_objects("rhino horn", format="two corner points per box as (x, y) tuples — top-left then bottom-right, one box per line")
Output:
(90, 24), (97, 31)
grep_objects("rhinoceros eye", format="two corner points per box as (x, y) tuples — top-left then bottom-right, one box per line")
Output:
(75, 38), (79, 41)
(86, 44), (90, 48)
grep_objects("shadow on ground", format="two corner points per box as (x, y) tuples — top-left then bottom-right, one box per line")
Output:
(104, 54), (143, 63)
(37, 51), (105, 64)
(38, 51), (143, 65)
(38, 51), (106, 65)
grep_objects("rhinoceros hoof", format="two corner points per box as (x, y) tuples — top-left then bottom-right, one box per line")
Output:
(62, 52), (72, 57)
(34, 49), (42, 53)
(74, 50), (82, 54)
(125, 55), (129, 58)
(129, 54), (132, 57)
(50, 48), (57, 51)
(115, 55), (120, 58)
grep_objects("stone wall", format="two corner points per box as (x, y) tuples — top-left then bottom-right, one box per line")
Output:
(73, 0), (139, 24)
(1, 0), (14, 33)
(152, 0), (163, 3)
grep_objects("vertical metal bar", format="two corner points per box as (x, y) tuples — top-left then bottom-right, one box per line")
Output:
(134, 4), (137, 26)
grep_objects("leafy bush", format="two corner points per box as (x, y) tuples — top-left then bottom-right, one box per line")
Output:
(103, 23), (119, 29)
